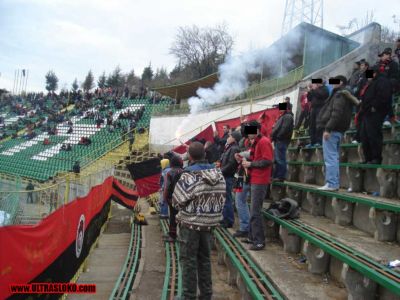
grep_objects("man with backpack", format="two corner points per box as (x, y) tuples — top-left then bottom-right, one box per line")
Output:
(163, 155), (184, 242)
(172, 142), (226, 300)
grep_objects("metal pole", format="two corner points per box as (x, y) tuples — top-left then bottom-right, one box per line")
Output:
(12, 70), (16, 94)
(15, 70), (20, 96)
(24, 70), (29, 94)
(321, 0), (324, 28)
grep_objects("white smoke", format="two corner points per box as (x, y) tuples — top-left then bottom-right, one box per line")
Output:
(175, 28), (303, 139)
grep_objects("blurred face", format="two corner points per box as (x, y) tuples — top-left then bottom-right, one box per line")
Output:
(227, 135), (235, 144)
(223, 126), (229, 133)
(381, 53), (390, 61)
(360, 63), (368, 72)
(354, 63), (360, 70)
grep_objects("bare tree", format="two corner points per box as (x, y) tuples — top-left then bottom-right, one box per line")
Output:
(170, 23), (234, 79)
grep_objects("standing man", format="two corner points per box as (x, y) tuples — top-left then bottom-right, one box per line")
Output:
(163, 155), (184, 242)
(241, 121), (273, 251)
(360, 66), (392, 164)
(214, 125), (230, 156)
(219, 130), (241, 228)
(306, 81), (329, 147)
(317, 76), (360, 191)
(26, 180), (34, 204)
(271, 104), (294, 182)
(376, 48), (400, 126)
(128, 129), (135, 152)
(173, 142), (226, 300)
(295, 89), (310, 130)
(394, 38), (400, 63)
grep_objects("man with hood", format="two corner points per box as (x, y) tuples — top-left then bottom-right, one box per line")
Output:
(271, 103), (294, 181)
(359, 66), (393, 164)
(219, 130), (241, 228)
(317, 75), (360, 191)
(172, 142), (226, 300)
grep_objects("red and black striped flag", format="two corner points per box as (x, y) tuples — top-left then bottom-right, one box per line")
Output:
(127, 158), (162, 197)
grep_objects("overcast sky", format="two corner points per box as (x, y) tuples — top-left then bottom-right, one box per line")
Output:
(0, 0), (399, 92)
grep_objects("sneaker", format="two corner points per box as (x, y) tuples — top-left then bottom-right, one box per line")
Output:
(272, 178), (285, 183)
(241, 238), (253, 244)
(351, 140), (359, 144)
(367, 159), (381, 165)
(317, 184), (338, 191)
(220, 221), (233, 228)
(249, 243), (265, 251)
(383, 120), (391, 127)
(233, 230), (249, 238)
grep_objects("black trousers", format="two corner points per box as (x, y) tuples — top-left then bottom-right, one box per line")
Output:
(168, 202), (178, 239)
(295, 109), (310, 129)
(309, 107), (323, 145)
(360, 112), (386, 163)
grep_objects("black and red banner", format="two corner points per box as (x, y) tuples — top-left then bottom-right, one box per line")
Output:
(215, 108), (281, 138)
(126, 158), (162, 197)
(172, 125), (214, 154)
(0, 177), (137, 300)
(112, 179), (139, 209)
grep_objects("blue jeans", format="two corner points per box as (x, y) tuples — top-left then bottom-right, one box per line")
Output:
(159, 191), (168, 216)
(235, 182), (250, 232)
(322, 131), (342, 189)
(273, 141), (288, 179)
(223, 177), (235, 226)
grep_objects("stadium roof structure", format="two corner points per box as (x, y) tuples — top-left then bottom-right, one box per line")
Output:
(152, 72), (218, 100)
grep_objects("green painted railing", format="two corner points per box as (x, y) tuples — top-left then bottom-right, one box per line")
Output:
(109, 222), (142, 300)
(160, 219), (182, 300)
(262, 210), (400, 296)
(272, 181), (400, 213)
(214, 227), (284, 300)
(287, 160), (400, 170)
(243, 66), (304, 100)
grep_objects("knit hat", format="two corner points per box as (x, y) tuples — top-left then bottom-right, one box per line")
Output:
(230, 130), (242, 143)
(160, 159), (170, 170)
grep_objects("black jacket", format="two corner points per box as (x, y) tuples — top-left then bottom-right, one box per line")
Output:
(317, 88), (360, 133)
(205, 143), (220, 164)
(271, 111), (294, 144)
(360, 74), (392, 115)
(220, 143), (239, 177)
(214, 132), (229, 155)
(308, 85), (329, 109)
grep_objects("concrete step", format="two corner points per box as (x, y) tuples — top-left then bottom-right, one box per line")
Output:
(69, 203), (133, 300)
(271, 181), (400, 243)
(264, 209), (400, 300)
(225, 227), (347, 300)
(300, 211), (400, 265)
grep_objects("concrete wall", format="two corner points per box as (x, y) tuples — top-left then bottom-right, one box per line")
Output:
(149, 87), (300, 153)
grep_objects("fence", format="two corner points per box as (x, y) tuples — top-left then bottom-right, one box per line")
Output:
(0, 127), (150, 226)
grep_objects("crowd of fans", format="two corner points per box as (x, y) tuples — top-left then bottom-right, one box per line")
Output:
(155, 39), (400, 300)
